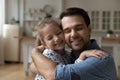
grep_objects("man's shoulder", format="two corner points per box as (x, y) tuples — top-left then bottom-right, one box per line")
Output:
(84, 53), (114, 67)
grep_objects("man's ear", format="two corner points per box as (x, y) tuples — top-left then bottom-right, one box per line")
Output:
(88, 25), (92, 33)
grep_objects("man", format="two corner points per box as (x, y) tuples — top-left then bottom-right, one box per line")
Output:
(31, 7), (117, 80)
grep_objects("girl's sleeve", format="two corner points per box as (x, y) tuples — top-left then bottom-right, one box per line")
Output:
(43, 49), (62, 64)
(74, 58), (84, 64)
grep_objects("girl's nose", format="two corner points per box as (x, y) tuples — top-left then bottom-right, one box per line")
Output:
(54, 36), (59, 42)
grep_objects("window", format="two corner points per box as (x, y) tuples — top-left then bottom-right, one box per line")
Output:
(102, 11), (110, 30)
(88, 10), (120, 31)
(91, 11), (100, 30)
(113, 11), (120, 30)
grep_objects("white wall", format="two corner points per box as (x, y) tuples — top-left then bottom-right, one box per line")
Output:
(64, 0), (120, 10)
(24, 0), (63, 18)
(6, 0), (120, 25)
(5, 0), (63, 24)
(0, 0), (5, 64)
(5, 0), (19, 24)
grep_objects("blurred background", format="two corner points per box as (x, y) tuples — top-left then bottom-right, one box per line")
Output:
(0, 0), (120, 80)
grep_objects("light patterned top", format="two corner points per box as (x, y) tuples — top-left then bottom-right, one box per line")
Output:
(35, 48), (70, 80)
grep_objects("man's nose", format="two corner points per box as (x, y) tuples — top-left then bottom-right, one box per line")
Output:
(71, 30), (77, 38)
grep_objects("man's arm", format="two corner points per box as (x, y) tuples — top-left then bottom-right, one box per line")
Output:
(29, 62), (38, 75)
(31, 48), (109, 80)
(31, 48), (57, 80)
(55, 54), (116, 80)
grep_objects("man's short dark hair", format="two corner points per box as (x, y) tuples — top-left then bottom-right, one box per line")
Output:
(60, 7), (90, 26)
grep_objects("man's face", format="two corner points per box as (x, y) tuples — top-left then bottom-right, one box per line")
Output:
(61, 15), (91, 51)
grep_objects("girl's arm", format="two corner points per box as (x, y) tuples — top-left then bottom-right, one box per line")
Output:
(79, 49), (108, 60)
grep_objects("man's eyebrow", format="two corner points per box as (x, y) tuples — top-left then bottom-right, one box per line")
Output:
(75, 24), (84, 27)
(63, 23), (84, 30)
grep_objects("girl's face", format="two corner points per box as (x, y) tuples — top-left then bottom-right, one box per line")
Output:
(40, 23), (65, 51)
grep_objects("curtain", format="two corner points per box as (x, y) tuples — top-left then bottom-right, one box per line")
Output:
(0, 0), (5, 64)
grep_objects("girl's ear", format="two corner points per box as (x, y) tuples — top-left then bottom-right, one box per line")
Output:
(38, 39), (48, 48)
(41, 40), (47, 48)
(35, 35), (45, 47)
(41, 40), (45, 45)
(41, 40), (49, 49)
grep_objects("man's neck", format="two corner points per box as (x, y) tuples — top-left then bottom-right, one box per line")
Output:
(72, 40), (91, 58)
(72, 50), (82, 58)
(55, 49), (65, 56)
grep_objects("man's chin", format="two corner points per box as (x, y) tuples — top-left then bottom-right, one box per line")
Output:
(72, 46), (82, 51)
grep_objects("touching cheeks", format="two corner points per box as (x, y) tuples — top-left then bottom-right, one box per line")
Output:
(61, 15), (91, 51)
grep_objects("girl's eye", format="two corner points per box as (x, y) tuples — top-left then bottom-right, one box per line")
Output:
(46, 36), (53, 40)
(56, 31), (62, 35)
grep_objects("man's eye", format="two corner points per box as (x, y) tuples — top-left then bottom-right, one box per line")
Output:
(64, 29), (71, 33)
(75, 27), (83, 31)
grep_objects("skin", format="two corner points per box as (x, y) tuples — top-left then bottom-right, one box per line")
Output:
(62, 15), (91, 57)
(32, 23), (65, 80)
(32, 48), (56, 80)
(40, 23), (65, 55)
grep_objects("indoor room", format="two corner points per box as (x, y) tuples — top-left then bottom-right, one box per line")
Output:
(0, 0), (120, 80)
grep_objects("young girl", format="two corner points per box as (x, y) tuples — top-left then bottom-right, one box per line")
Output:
(34, 18), (70, 80)
(32, 18), (107, 80)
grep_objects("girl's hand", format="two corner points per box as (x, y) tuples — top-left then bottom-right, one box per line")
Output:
(34, 35), (45, 53)
(32, 45), (45, 56)
(79, 49), (108, 60)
